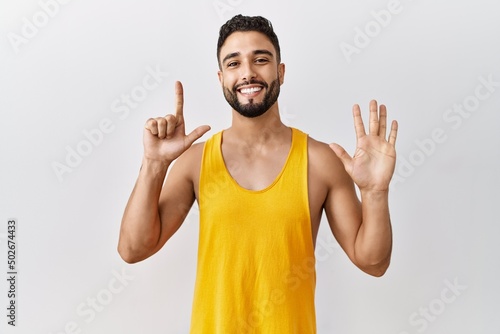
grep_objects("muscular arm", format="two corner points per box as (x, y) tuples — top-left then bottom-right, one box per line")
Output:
(117, 158), (170, 264)
(315, 101), (397, 277)
(355, 189), (392, 275)
(117, 81), (210, 263)
(117, 149), (200, 264)
(323, 162), (392, 277)
(310, 141), (391, 277)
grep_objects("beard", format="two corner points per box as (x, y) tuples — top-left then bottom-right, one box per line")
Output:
(223, 76), (281, 118)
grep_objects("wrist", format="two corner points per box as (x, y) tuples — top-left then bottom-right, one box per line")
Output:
(360, 188), (389, 201)
(141, 156), (171, 175)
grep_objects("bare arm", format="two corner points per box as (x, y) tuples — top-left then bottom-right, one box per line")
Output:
(326, 100), (398, 276)
(355, 189), (393, 275)
(323, 175), (392, 277)
(117, 81), (210, 263)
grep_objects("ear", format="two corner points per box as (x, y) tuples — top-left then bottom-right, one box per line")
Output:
(217, 70), (223, 85)
(278, 63), (285, 85)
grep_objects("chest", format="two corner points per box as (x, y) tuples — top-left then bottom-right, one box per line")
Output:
(221, 142), (291, 191)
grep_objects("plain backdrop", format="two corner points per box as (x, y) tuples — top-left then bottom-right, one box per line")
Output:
(1, 0), (499, 333)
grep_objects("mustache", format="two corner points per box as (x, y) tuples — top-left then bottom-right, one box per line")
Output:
(233, 79), (268, 92)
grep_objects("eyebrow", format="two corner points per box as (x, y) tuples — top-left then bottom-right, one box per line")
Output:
(222, 49), (275, 64)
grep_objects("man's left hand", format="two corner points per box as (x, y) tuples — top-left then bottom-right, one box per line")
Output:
(330, 100), (398, 192)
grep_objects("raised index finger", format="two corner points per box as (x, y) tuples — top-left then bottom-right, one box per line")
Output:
(174, 81), (184, 118)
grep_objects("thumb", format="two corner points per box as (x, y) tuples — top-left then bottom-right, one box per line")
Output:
(185, 125), (211, 147)
(329, 143), (353, 171)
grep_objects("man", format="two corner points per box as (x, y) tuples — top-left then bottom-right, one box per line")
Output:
(118, 14), (398, 333)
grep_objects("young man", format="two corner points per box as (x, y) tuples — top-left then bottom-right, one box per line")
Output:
(118, 14), (398, 333)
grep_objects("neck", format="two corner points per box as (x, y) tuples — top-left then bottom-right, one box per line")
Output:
(227, 103), (288, 144)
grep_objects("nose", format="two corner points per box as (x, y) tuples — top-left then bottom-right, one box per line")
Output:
(240, 61), (256, 81)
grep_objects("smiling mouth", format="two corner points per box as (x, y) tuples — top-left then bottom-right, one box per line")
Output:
(238, 86), (263, 97)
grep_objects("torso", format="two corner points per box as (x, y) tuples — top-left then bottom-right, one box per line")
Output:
(190, 127), (334, 249)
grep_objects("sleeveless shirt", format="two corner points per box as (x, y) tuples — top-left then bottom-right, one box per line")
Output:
(190, 127), (317, 333)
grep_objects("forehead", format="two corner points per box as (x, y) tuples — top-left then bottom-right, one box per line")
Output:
(220, 31), (276, 58)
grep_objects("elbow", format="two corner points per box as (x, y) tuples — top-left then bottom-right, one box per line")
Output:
(117, 245), (140, 264)
(118, 250), (139, 264)
(117, 231), (160, 264)
(356, 256), (391, 277)
(363, 263), (390, 277)
(117, 241), (152, 264)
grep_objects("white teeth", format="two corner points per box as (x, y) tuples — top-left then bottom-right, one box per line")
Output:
(240, 87), (262, 94)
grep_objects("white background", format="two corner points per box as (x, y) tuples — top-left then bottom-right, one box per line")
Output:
(1, 0), (499, 333)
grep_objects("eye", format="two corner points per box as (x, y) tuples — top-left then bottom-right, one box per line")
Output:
(255, 58), (269, 64)
(227, 61), (239, 68)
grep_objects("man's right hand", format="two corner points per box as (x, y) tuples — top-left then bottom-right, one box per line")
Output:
(143, 81), (211, 163)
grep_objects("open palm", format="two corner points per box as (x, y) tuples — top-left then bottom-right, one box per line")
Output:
(330, 101), (398, 192)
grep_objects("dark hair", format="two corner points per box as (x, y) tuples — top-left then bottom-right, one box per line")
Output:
(217, 14), (281, 68)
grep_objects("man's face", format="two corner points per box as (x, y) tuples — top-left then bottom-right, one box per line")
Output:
(218, 31), (285, 118)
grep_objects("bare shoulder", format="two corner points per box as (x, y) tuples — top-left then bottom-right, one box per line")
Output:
(307, 136), (336, 160)
(169, 141), (205, 178)
(178, 141), (206, 162)
(307, 135), (347, 186)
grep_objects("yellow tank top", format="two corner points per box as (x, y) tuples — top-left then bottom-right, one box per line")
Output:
(191, 127), (316, 333)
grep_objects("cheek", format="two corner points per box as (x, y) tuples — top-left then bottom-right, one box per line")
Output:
(219, 71), (230, 86)
(220, 74), (231, 88)
(225, 79), (239, 92)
